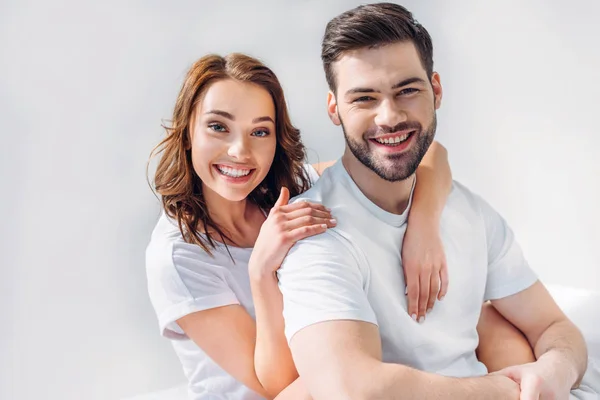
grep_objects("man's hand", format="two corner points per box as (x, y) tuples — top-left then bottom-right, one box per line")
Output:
(494, 360), (572, 400)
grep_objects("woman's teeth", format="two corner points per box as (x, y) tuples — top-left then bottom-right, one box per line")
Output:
(217, 166), (251, 178)
(374, 132), (411, 145)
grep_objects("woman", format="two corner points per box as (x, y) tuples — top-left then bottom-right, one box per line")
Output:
(146, 53), (534, 399)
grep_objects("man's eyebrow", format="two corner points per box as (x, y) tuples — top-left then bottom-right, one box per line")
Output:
(204, 110), (235, 120)
(391, 77), (427, 89)
(345, 77), (427, 96)
(345, 87), (380, 96)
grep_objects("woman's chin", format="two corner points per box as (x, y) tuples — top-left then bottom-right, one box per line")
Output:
(210, 185), (255, 203)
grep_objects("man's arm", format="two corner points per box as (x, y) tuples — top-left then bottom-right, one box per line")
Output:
(289, 319), (520, 400)
(278, 233), (519, 400)
(477, 192), (587, 394)
(491, 281), (588, 388)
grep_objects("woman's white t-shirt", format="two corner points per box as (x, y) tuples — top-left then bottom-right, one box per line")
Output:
(145, 164), (320, 400)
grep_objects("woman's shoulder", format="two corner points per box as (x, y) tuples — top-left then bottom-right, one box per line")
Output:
(145, 212), (248, 276)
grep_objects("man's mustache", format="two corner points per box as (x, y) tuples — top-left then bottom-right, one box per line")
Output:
(364, 121), (422, 137)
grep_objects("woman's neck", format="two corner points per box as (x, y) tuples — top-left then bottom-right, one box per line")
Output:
(202, 185), (265, 248)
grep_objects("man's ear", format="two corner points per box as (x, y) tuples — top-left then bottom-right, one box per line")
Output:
(431, 72), (443, 110)
(327, 91), (341, 126)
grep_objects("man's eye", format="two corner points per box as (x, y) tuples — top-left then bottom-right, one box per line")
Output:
(399, 88), (419, 96)
(353, 96), (375, 103)
(251, 129), (270, 137)
(208, 123), (227, 132)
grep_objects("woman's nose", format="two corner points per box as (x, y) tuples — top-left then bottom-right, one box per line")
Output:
(227, 135), (251, 161)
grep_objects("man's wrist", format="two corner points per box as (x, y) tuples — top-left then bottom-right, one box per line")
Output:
(537, 350), (579, 389)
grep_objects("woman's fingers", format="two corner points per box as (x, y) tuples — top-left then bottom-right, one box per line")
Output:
(286, 206), (332, 222)
(286, 223), (329, 242)
(284, 215), (336, 232)
(279, 200), (330, 214)
(427, 271), (440, 314)
(275, 187), (290, 207)
(418, 272), (430, 322)
(438, 261), (449, 301)
(406, 277), (420, 321)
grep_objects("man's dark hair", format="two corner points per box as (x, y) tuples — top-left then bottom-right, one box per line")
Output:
(321, 2), (434, 93)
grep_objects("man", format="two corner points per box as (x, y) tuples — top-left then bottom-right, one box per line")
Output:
(277, 3), (598, 399)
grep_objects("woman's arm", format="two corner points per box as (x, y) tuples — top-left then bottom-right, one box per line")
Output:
(250, 187), (334, 397)
(250, 271), (300, 397)
(402, 141), (452, 322)
(476, 302), (536, 372)
(311, 161), (335, 176)
(177, 306), (271, 398)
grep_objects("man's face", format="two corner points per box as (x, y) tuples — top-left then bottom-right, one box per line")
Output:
(327, 41), (443, 182)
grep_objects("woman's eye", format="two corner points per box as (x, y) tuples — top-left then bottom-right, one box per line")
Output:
(208, 123), (227, 132)
(251, 129), (270, 137)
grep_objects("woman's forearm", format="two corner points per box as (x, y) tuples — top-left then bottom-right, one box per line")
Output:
(411, 141), (452, 225)
(250, 270), (299, 397)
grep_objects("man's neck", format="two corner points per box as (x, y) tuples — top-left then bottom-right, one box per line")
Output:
(341, 149), (415, 215)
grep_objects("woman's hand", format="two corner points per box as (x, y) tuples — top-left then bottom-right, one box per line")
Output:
(250, 187), (336, 278)
(401, 223), (448, 323)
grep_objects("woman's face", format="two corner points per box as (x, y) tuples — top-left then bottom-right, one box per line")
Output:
(190, 79), (277, 202)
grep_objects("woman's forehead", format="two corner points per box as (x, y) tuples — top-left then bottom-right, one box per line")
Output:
(198, 79), (275, 122)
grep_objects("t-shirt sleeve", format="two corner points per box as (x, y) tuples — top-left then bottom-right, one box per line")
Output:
(277, 231), (377, 343)
(476, 196), (539, 301)
(145, 240), (239, 340)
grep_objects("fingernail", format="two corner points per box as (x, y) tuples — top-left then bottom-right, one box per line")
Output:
(325, 207), (331, 211)
(329, 219), (337, 225)
(321, 224), (327, 229)
(427, 308), (432, 314)
(411, 313), (417, 321)
(439, 295), (445, 301)
(405, 286), (408, 295)
(419, 316), (425, 323)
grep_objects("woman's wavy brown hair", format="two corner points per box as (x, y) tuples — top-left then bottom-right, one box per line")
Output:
(148, 53), (310, 254)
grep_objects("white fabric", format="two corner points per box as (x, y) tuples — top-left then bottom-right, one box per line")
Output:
(278, 160), (540, 377)
(122, 284), (600, 400)
(145, 164), (319, 400)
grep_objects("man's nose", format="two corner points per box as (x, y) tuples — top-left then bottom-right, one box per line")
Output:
(374, 99), (408, 131)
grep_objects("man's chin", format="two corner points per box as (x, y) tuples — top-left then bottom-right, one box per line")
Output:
(371, 159), (418, 182)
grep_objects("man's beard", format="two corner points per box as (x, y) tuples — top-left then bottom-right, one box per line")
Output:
(341, 113), (437, 182)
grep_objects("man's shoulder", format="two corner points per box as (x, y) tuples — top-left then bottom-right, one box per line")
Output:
(446, 180), (487, 213)
(288, 228), (356, 259)
(290, 160), (342, 205)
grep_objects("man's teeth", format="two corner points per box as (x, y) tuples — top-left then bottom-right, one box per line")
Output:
(374, 133), (411, 145)
(217, 166), (251, 177)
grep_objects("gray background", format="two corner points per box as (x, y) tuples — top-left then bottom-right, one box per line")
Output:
(1, 0), (598, 399)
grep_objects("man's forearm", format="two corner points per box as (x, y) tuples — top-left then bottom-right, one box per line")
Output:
(340, 360), (519, 400)
(533, 318), (588, 387)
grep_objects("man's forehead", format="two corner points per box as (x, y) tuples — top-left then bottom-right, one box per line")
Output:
(334, 42), (426, 89)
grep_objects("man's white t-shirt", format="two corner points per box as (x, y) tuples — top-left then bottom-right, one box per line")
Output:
(279, 161), (600, 399)
(278, 160), (539, 377)
(145, 165), (320, 400)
